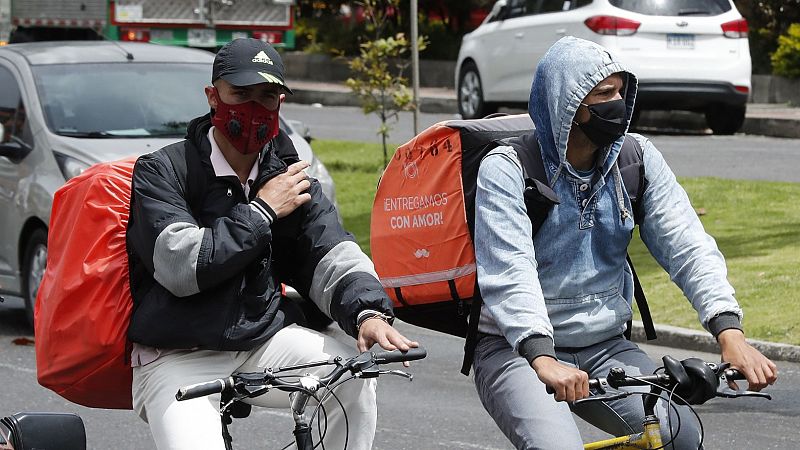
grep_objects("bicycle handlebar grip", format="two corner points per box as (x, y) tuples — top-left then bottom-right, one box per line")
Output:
(175, 377), (233, 401)
(373, 347), (427, 364)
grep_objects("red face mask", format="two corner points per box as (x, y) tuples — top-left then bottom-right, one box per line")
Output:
(210, 88), (280, 155)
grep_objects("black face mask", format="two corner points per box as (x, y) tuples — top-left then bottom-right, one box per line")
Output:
(574, 98), (628, 148)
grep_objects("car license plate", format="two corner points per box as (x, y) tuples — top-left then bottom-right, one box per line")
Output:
(188, 28), (216, 47)
(667, 33), (694, 50)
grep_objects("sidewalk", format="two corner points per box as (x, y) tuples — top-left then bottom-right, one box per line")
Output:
(288, 79), (800, 139)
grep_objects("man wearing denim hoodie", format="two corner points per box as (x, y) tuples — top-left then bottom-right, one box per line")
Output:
(471, 36), (777, 449)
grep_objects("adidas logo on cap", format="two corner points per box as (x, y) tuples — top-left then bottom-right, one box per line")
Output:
(252, 51), (274, 65)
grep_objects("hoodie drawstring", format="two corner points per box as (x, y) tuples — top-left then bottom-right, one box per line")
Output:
(613, 162), (631, 223)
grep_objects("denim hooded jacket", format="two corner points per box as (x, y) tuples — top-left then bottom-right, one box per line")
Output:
(474, 36), (742, 360)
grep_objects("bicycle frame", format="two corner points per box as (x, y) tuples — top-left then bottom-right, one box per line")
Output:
(583, 419), (662, 450)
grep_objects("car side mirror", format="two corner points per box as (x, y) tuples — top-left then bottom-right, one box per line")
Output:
(1, 413), (86, 450)
(0, 124), (31, 160)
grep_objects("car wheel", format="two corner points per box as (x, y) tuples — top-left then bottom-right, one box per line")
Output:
(21, 228), (48, 328)
(705, 105), (745, 135)
(458, 62), (497, 119)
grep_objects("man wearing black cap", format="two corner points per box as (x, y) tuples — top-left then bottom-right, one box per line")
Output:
(126, 38), (417, 449)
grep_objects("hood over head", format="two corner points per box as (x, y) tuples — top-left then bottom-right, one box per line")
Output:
(528, 36), (637, 182)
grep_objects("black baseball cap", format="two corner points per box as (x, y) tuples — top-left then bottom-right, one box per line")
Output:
(212, 38), (292, 94)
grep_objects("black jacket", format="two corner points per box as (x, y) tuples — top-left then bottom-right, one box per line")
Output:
(126, 114), (393, 350)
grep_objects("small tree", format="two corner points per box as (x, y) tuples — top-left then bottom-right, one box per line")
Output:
(346, 0), (427, 167)
(772, 23), (800, 78)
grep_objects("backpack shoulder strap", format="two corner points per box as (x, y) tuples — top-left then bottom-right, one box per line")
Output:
(616, 134), (656, 341)
(617, 135), (646, 225)
(162, 141), (208, 216)
(503, 133), (560, 238)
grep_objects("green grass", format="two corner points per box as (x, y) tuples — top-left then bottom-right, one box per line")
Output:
(314, 139), (800, 346)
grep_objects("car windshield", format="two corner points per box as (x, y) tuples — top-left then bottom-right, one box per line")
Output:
(609, 0), (731, 16)
(32, 62), (211, 138)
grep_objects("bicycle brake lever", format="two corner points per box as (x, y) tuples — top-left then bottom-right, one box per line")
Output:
(573, 392), (629, 406)
(379, 369), (414, 381)
(716, 389), (772, 400)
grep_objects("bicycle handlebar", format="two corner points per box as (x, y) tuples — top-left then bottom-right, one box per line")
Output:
(372, 347), (427, 364)
(175, 347), (427, 402)
(176, 377), (235, 401)
(546, 360), (749, 397)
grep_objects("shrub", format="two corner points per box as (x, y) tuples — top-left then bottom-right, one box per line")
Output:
(772, 23), (800, 78)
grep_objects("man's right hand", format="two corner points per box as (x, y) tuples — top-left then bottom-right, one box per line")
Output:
(532, 356), (590, 402)
(256, 161), (312, 218)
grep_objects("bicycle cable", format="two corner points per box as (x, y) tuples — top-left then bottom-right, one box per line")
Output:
(310, 375), (355, 450)
(622, 373), (707, 450)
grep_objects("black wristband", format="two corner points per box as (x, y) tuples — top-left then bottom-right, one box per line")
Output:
(518, 334), (556, 365)
(709, 312), (743, 338)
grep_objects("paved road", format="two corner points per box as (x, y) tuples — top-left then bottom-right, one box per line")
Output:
(282, 103), (800, 183)
(1, 307), (798, 449)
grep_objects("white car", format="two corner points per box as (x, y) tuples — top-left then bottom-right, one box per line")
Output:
(456, 0), (751, 134)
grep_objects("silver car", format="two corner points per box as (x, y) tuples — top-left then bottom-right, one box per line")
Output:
(0, 41), (336, 325)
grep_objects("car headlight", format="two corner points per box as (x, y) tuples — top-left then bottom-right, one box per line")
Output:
(53, 152), (91, 181)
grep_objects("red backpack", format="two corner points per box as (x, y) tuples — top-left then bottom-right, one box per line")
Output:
(35, 147), (197, 409)
(35, 157), (137, 409)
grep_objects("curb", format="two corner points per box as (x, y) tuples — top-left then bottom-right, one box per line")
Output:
(291, 86), (800, 138)
(740, 117), (800, 139)
(630, 321), (800, 363)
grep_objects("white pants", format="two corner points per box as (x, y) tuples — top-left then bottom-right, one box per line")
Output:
(132, 324), (377, 450)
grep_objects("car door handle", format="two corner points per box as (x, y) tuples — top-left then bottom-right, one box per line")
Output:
(555, 28), (567, 35)
(515, 32), (524, 39)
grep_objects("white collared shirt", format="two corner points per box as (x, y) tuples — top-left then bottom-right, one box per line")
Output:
(208, 126), (260, 198)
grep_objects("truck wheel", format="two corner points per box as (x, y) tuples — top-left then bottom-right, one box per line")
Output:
(705, 105), (746, 135)
(21, 229), (48, 328)
(458, 61), (497, 119)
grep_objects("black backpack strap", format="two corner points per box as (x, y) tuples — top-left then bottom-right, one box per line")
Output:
(625, 254), (656, 340)
(617, 135), (656, 341)
(163, 142), (208, 216)
(505, 133), (560, 237)
(461, 278), (483, 375)
(617, 135), (646, 224)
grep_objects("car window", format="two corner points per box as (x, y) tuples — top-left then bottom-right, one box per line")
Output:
(534, 0), (570, 14)
(609, 0), (731, 16)
(0, 65), (32, 147)
(568, 0), (592, 9)
(507, 0), (527, 18)
(31, 62), (211, 138)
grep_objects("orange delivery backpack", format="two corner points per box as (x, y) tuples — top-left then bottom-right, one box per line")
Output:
(35, 148), (198, 409)
(370, 114), (654, 374)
